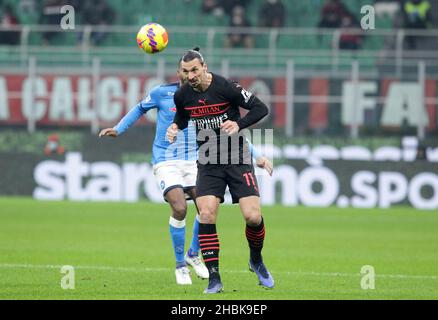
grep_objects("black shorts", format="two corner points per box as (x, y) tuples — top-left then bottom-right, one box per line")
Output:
(196, 162), (260, 204)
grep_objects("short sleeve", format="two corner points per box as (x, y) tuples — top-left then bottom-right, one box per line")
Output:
(139, 86), (161, 111)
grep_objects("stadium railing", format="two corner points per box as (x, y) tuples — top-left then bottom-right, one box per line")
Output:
(1, 25), (438, 73)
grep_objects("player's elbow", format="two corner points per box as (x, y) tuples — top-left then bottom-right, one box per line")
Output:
(260, 104), (269, 119)
(254, 103), (269, 123)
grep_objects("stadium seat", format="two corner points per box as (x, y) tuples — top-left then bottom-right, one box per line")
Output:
(0, 0), (396, 70)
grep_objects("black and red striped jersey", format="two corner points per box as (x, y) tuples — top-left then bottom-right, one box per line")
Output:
(173, 73), (268, 165)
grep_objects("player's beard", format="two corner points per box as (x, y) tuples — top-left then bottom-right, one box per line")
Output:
(189, 78), (203, 92)
(189, 77), (200, 87)
(190, 72), (209, 91)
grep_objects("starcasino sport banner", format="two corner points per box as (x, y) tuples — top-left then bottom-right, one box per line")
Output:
(1, 151), (437, 210)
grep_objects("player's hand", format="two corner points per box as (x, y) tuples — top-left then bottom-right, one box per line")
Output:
(99, 128), (118, 138)
(166, 123), (179, 143)
(221, 120), (240, 135)
(256, 156), (273, 176)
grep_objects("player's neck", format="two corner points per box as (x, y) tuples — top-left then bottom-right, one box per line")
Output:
(194, 72), (212, 93)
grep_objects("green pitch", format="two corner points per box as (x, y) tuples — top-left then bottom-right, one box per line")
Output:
(1, 197), (437, 300)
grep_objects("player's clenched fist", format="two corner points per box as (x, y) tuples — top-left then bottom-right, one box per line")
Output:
(166, 123), (179, 143)
(221, 120), (240, 135)
(99, 128), (118, 137)
(256, 156), (273, 176)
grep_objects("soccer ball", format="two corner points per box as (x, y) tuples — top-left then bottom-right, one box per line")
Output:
(136, 23), (168, 54)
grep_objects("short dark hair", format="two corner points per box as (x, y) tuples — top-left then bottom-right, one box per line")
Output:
(179, 47), (205, 65)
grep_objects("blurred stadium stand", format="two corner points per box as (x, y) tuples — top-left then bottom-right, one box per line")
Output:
(0, 0), (437, 67)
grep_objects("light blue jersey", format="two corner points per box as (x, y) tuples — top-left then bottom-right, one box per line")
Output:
(113, 82), (262, 165)
(114, 82), (197, 165)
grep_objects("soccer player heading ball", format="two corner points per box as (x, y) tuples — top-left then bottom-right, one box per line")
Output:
(167, 48), (274, 293)
(99, 47), (273, 288)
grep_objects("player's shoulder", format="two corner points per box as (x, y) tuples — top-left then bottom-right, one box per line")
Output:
(153, 82), (179, 97)
(211, 73), (231, 87)
(211, 73), (241, 96)
(174, 82), (191, 100)
(158, 82), (179, 90)
(212, 73), (239, 90)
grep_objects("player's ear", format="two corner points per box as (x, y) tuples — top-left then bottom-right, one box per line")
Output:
(203, 62), (208, 72)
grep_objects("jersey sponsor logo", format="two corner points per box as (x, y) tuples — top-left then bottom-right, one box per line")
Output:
(193, 113), (228, 130)
(185, 102), (230, 118)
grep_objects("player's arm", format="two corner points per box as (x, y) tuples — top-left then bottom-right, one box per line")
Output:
(221, 81), (268, 135)
(247, 139), (273, 176)
(99, 88), (158, 138)
(167, 90), (189, 143)
(99, 105), (145, 137)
